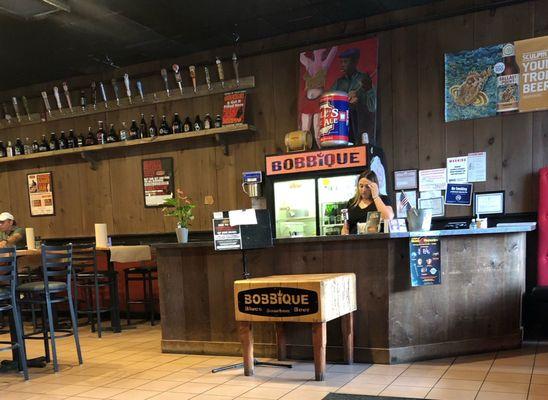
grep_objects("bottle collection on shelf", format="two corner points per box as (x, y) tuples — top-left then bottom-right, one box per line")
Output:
(1, 53), (240, 125)
(0, 112), (223, 158)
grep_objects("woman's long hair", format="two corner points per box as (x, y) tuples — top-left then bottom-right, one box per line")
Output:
(349, 170), (379, 207)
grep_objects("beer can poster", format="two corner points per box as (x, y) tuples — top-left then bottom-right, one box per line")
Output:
(409, 237), (441, 287)
(515, 36), (548, 113)
(27, 172), (55, 216)
(298, 37), (378, 148)
(142, 158), (174, 207)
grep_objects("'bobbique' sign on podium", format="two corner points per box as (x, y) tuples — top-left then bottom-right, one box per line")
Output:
(237, 287), (319, 317)
(265, 146), (367, 176)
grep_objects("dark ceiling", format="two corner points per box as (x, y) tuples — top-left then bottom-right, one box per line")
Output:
(0, 0), (440, 91)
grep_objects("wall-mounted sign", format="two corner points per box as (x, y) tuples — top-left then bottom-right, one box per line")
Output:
(237, 287), (319, 317)
(27, 172), (54, 216)
(516, 36), (548, 112)
(142, 158), (174, 207)
(418, 168), (447, 192)
(394, 169), (417, 190)
(265, 146), (366, 176)
(447, 156), (468, 184)
(222, 90), (246, 125)
(445, 183), (473, 206)
(467, 152), (487, 182)
(410, 237), (441, 287)
(418, 196), (445, 217)
(212, 217), (242, 250)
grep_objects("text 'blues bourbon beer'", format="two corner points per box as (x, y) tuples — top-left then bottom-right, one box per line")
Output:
(319, 91), (350, 147)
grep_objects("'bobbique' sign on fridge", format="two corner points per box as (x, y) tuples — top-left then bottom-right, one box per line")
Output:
(444, 35), (548, 122)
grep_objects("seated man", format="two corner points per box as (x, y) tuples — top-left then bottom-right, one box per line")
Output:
(0, 212), (25, 249)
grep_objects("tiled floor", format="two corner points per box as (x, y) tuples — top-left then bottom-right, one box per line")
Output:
(1, 324), (547, 400)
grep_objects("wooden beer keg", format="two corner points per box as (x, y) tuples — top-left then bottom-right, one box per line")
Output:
(284, 130), (312, 153)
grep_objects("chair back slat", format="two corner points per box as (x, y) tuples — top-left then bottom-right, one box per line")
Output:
(0, 247), (16, 286)
(72, 243), (98, 276)
(41, 244), (72, 287)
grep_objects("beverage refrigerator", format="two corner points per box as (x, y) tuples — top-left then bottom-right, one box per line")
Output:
(264, 145), (388, 238)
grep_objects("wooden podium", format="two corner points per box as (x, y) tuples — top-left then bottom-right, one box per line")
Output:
(234, 273), (357, 381)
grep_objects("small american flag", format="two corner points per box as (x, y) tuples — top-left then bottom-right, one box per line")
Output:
(399, 191), (411, 211)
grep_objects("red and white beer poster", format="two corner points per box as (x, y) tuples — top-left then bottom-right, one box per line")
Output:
(222, 90), (246, 125)
(142, 158), (174, 207)
(27, 172), (54, 216)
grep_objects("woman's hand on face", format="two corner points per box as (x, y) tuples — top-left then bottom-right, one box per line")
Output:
(367, 181), (379, 199)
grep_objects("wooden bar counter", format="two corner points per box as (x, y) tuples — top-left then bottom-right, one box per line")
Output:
(153, 225), (534, 364)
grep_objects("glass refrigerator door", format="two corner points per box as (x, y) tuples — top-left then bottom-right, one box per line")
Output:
(274, 179), (317, 238)
(317, 174), (358, 236)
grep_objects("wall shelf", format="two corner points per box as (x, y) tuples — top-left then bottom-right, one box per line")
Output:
(0, 76), (255, 131)
(0, 124), (255, 167)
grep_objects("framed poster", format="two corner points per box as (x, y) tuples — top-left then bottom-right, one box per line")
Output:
(142, 158), (174, 208)
(27, 172), (55, 216)
(418, 196), (445, 217)
(394, 169), (417, 190)
(410, 237), (441, 287)
(473, 191), (505, 216)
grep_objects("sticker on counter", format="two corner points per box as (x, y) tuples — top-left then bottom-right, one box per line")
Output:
(445, 183), (473, 206)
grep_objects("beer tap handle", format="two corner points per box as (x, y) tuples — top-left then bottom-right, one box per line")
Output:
(123, 73), (132, 104)
(216, 57), (225, 87)
(189, 65), (197, 93)
(53, 86), (63, 113)
(22, 96), (31, 121)
(172, 64), (183, 95)
(99, 82), (108, 108)
(91, 81), (97, 110)
(2, 103), (11, 124)
(111, 78), (121, 106)
(11, 97), (21, 122)
(232, 52), (240, 87)
(204, 66), (212, 91)
(41, 91), (52, 117)
(161, 68), (170, 96)
(62, 82), (73, 113)
(136, 81), (145, 102)
(79, 90), (86, 111)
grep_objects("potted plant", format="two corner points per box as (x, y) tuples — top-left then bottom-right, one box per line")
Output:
(162, 189), (195, 243)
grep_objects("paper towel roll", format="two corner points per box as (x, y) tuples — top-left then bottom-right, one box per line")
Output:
(94, 223), (108, 248)
(25, 228), (35, 250)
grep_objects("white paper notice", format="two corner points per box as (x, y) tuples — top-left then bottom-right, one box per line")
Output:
(420, 190), (442, 199)
(419, 168), (447, 192)
(447, 156), (468, 184)
(228, 209), (258, 226)
(467, 152), (487, 182)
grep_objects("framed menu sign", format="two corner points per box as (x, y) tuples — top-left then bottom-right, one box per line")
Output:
(27, 172), (55, 216)
(142, 158), (174, 207)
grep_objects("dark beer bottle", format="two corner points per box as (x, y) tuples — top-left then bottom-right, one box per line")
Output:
(120, 121), (128, 141)
(129, 119), (139, 140)
(49, 132), (59, 150)
(77, 131), (85, 147)
(96, 121), (106, 144)
(31, 139), (39, 153)
(39, 135), (50, 152)
(67, 129), (76, 148)
(183, 116), (192, 132)
(107, 123), (119, 143)
(159, 115), (171, 135)
(172, 113), (182, 133)
(59, 131), (68, 149)
(85, 126), (96, 146)
(140, 113), (148, 138)
(149, 115), (158, 138)
(214, 114), (222, 128)
(14, 138), (24, 156)
(203, 113), (212, 129)
(194, 115), (202, 131)
(0, 141), (6, 157)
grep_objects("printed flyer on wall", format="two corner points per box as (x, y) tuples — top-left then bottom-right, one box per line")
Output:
(27, 172), (54, 216)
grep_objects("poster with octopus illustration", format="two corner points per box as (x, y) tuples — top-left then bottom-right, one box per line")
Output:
(298, 38), (378, 148)
(445, 44), (503, 122)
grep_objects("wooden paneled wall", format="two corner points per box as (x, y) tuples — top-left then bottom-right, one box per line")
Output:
(0, 0), (546, 237)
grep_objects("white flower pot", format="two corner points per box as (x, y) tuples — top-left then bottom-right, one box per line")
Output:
(176, 227), (189, 243)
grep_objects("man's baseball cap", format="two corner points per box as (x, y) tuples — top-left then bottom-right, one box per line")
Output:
(339, 48), (360, 59)
(0, 212), (14, 221)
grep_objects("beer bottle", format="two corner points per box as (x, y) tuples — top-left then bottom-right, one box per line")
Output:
(85, 126), (96, 146)
(194, 115), (202, 131)
(140, 113), (148, 138)
(59, 131), (68, 149)
(107, 123), (119, 143)
(149, 115), (158, 137)
(77, 131), (85, 147)
(39, 135), (50, 152)
(129, 120), (139, 140)
(214, 114), (222, 128)
(183, 116), (192, 132)
(497, 43), (520, 113)
(172, 113), (182, 133)
(31, 139), (39, 153)
(24, 137), (32, 154)
(120, 121), (128, 141)
(0, 141), (6, 157)
(6, 141), (13, 157)
(159, 115), (171, 135)
(204, 113), (212, 129)
(67, 129), (76, 148)
(96, 121), (106, 144)
(14, 138), (24, 156)
(49, 132), (59, 150)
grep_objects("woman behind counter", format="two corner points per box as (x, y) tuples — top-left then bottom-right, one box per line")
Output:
(341, 170), (394, 235)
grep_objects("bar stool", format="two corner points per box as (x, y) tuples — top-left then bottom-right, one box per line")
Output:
(124, 265), (157, 326)
(17, 244), (83, 372)
(0, 247), (28, 380)
(73, 243), (117, 338)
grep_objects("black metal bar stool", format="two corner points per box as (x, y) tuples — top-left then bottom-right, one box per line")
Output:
(124, 265), (157, 326)
(17, 244), (83, 372)
(0, 247), (28, 380)
(73, 243), (117, 338)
